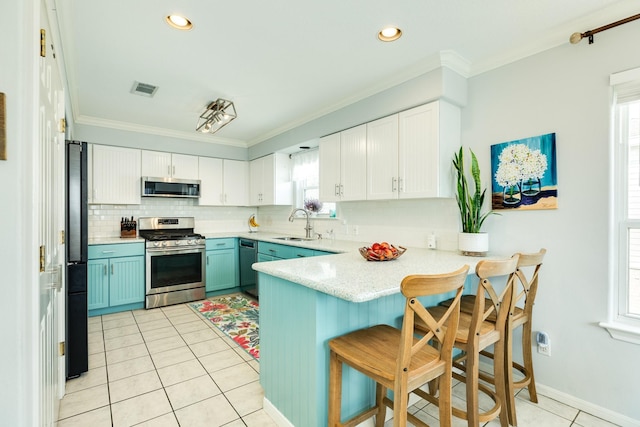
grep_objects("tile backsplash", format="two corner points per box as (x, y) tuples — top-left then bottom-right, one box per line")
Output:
(89, 197), (460, 250)
(89, 198), (255, 238)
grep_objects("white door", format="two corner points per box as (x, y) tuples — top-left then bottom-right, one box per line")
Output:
(39, 2), (66, 424)
(198, 157), (223, 205)
(91, 145), (141, 204)
(249, 157), (264, 205)
(366, 114), (399, 200)
(398, 102), (439, 198)
(141, 150), (172, 178)
(319, 133), (341, 202)
(224, 159), (249, 206)
(172, 153), (199, 180)
(339, 124), (367, 201)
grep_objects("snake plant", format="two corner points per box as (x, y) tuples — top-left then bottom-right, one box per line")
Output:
(453, 147), (495, 233)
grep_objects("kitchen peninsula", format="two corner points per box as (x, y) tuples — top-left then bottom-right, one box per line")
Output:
(252, 246), (491, 427)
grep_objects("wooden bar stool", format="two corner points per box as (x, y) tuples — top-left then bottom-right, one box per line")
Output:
(414, 255), (519, 427)
(328, 265), (469, 427)
(440, 249), (546, 426)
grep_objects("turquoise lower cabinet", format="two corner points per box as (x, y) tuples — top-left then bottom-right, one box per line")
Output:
(88, 259), (109, 310)
(258, 242), (320, 260)
(88, 243), (145, 316)
(205, 238), (239, 293)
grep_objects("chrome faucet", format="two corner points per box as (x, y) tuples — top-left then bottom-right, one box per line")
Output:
(289, 208), (313, 239)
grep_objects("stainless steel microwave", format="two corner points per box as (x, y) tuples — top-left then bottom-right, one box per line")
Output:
(141, 177), (201, 198)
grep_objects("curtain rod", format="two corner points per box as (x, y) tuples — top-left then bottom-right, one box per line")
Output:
(570, 13), (640, 44)
(289, 146), (319, 158)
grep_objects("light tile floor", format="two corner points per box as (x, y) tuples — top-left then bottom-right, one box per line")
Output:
(58, 298), (273, 427)
(58, 295), (621, 427)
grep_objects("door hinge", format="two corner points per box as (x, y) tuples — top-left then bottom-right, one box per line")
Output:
(59, 230), (65, 245)
(59, 118), (66, 133)
(39, 245), (45, 272)
(59, 342), (65, 356)
(40, 29), (46, 57)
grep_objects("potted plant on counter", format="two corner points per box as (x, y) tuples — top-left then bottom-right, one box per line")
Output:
(453, 147), (496, 256)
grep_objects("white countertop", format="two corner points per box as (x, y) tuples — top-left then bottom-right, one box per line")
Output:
(252, 244), (502, 303)
(89, 237), (145, 245)
(88, 232), (503, 303)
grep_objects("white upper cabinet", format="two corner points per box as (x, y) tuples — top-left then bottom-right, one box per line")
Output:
(141, 150), (199, 180)
(366, 101), (460, 200)
(89, 144), (141, 204)
(366, 115), (399, 200)
(249, 153), (292, 206)
(198, 157), (248, 206)
(399, 101), (459, 198)
(223, 159), (249, 206)
(198, 157), (224, 205)
(319, 124), (367, 202)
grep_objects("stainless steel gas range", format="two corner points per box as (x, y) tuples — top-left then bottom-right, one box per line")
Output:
(138, 217), (205, 309)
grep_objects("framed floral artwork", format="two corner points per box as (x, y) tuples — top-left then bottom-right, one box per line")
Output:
(490, 133), (558, 210)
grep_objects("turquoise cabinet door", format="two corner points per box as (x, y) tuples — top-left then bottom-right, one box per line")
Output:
(258, 253), (277, 262)
(109, 255), (145, 306)
(88, 259), (109, 310)
(206, 248), (238, 292)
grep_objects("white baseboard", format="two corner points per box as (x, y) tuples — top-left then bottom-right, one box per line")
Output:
(476, 360), (640, 427)
(535, 383), (640, 427)
(264, 380), (640, 427)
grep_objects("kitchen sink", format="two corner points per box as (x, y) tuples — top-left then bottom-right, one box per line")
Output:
(274, 236), (311, 242)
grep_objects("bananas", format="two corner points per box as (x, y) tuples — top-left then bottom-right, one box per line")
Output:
(249, 214), (259, 228)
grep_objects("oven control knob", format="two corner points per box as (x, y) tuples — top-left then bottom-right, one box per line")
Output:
(153, 241), (161, 248)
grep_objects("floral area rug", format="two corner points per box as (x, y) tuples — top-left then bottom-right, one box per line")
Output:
(190, 294), (260, 360)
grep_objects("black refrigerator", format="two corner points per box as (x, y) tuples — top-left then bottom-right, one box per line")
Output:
(66, 140), (88, 378)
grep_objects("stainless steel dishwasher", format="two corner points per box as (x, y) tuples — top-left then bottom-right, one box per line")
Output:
(239, 239), (258, 298)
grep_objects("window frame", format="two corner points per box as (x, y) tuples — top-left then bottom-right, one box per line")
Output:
(602, 68), (640, 344)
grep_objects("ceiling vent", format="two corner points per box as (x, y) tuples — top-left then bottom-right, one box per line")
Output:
(131, 81), (158, 97)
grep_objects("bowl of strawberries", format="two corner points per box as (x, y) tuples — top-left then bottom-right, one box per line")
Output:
(359, 242), (407, 261)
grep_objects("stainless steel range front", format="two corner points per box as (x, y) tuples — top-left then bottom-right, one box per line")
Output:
(139, 217), (205, 309)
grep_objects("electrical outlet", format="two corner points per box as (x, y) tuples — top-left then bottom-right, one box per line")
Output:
(352, 225), (359, 235)
(536, 331), (551, 356)
(427, 233), (437, 249)
(537, 343), (551, 356)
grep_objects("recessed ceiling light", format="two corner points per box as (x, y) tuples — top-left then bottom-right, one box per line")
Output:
(165, 14), (193, 30)
(378, 26), (402, 42)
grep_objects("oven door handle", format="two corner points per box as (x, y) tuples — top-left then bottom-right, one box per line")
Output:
(146, 246), (205, 255)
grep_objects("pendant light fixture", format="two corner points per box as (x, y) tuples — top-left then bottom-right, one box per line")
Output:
(196, 99), (237, 134)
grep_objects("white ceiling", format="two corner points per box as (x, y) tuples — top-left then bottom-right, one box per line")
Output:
(51, 0), (639, 148)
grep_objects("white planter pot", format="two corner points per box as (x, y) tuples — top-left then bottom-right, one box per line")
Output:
(458, 232), (489, 257)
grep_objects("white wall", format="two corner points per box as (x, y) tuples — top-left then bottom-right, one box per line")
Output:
(0, 0), (39, 425)
(463, 23), (640, 422)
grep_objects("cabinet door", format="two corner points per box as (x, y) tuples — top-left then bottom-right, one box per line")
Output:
(172, 154), (199, 180)
(261, 154), (276, 204)
(340, 124), (367, 201)
(141, 150), (172, 178)
(249, 157), (263, 205)
(91, 145), (141, 204)
(109, 256), (145, 307)
(319, 133), (341, 202)
(367, 115), (399, 200)
(206, 249), (238, 292)
(223, 160), (249, 206)
(88, 259), (109, 311)
(198, 157), (224, 206)
(257, 253), (277, 262)
(398, 103), (439, 198)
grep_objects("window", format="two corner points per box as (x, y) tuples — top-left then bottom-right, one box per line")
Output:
(604, 68), (640, 343)
(291, 149), (336, 216)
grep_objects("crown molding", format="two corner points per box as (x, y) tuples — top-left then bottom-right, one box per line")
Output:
(74, 115), (247, 147)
